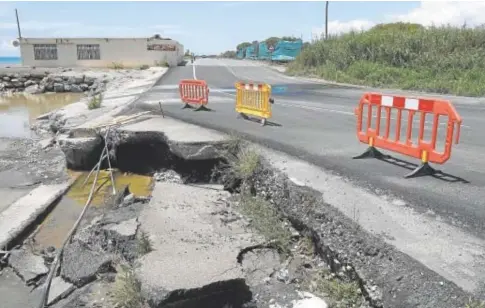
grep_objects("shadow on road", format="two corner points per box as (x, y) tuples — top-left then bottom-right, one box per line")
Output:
(378, 155), (470, 184)
(242, 116), (282, 127)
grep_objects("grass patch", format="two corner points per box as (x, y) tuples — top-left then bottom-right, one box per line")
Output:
(298, 235), (315, 257)
(110, 263), (148, 308)
(139, 64), (150, 70)
(154, 59), (170, 67)
(110, 62), (125, 70)
(238, 194), (293, 255)
(466, 299), (485, 308)
(288, 22), (485, 96)
(306, 269), (363, 308)
(136, 231), (153, 257)
(87, 94), (103, 110)
(219, 137), (261, 180)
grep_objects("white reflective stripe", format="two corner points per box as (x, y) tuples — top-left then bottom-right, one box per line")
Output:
(244, 84), (250, 90)
(405, 98), (419, 110)
(381, 96), (394, 107)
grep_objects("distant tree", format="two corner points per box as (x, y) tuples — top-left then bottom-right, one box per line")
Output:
(280, 36), (300, 42)
(220, 50), (237, 58)
(237, 42), (252, 51)
(184, 49), (191, 56)
(264, 37), (280, 48)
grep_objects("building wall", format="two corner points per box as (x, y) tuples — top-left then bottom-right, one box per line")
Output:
(19, 37), (184, 68)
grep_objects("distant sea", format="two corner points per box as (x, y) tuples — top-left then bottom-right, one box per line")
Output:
(0, 56), (21, 66)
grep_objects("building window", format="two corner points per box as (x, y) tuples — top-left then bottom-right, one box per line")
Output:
(77, 44), (101, 60)
(33, 44), (58, 60)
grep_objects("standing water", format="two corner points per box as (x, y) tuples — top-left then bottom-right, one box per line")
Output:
(0, 92), (84, 138)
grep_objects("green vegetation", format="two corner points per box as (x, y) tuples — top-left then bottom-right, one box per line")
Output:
(220, 50), (237, 58)
(87, 94), (103, 110)
(110, 264), (148, 308)
(154, 58), (169, 67)
(138, 64), (150, 70)
(136, 231), (153, 257)
(238, 194), (293, 256)
(287, 22), (485, 97)
(466, 299), (485, 308)
(110, 62), (125, 70)
(305, 269), (363, 308)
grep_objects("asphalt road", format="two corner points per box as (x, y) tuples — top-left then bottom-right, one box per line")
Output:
(138, 58), (485, 240)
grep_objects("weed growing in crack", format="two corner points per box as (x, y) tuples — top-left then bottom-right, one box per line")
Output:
(87, 94), (103, 110)
(238, 194), (293, 256)
(136, 231), (153, 257)
(466, 299), (485, 308)
(110, 263), (149, 308)
(298, 236), (316, 257)
(305, 269), (363, 308)
(219, 137), (261, 180)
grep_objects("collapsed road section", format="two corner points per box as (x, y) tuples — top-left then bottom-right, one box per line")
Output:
(20, 108), (475, 307)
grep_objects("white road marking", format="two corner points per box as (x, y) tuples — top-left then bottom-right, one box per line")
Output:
(192, 61), (197, 80)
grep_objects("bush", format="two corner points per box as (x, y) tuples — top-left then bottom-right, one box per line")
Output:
(110, 62), (124, 70)
(287, 23), (485, 96)
(87, 94), (103, 110)
(139, 64), (150, 70)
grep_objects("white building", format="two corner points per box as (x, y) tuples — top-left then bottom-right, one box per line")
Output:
(18, 37), (184, 68)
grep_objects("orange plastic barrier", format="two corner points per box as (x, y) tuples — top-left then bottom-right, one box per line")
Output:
(354, 92), (462, 178)
(178, 79), (210, 111)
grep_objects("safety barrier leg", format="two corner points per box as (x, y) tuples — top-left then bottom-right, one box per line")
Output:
(404, 150), (438, 179)
(181, 103), (194, 110)
(193, 104), (211, 112)
(353, 137), (388, 160)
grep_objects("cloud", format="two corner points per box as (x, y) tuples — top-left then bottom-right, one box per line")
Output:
(390, 1), (485, 26)
(311, 1), (485, 39)
(312, 19), (375, 39)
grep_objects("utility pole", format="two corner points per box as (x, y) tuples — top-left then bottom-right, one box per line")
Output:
(15, 9), (22, 39)
(325, 1), (329, 40)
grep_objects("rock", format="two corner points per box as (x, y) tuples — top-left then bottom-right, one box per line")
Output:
(3, 81), (13, 88)
(84, 76), (96, 85)
(154, 169), (183, 183)
(18, 77), (27, 82)
(53, 83), (64, 92)
(70, 84), (83, 93)
(11, 79), (24, 87)
(61, 240), (113, 287)
(38, 137), (54, 149)
(25, 84), (45, 94)
(3, 76), (10, 81)
(67, 75), (84, 84)
(292, 292), (328, 308)
(45, 83), (54, 92)
(24, 80), (36, 87)
(8, 248), (49, 283)
(47, 277), (75, 306)
(276, 269), (290, 284)
(103, 218), (139, 240)
(80, 83), (89, 91)
(64, 84), (71, 92)
(122, 193), (135, 206)
(53, 77), (63, 83)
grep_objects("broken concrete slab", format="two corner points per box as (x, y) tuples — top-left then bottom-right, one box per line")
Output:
(292, 292), (328, 308)
(61, 240), (113, 287)
(102, 217), (139, 239)
(119, 117), (228, 160)
(8, 248), (49, 283)
(47, 276), (75, 306)
(0, 267), (43, 308)
(50, 279), (112, 308)
(136, 182), (255, 307)
(0, 182), (72, 249)
(57, 134), (103, 170)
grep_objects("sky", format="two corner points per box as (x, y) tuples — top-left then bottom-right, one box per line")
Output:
(1, 1), (485, 56)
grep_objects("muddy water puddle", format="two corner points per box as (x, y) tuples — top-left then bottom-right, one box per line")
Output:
(32, 170), (153, 249)
(0, 92), (84, 138)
